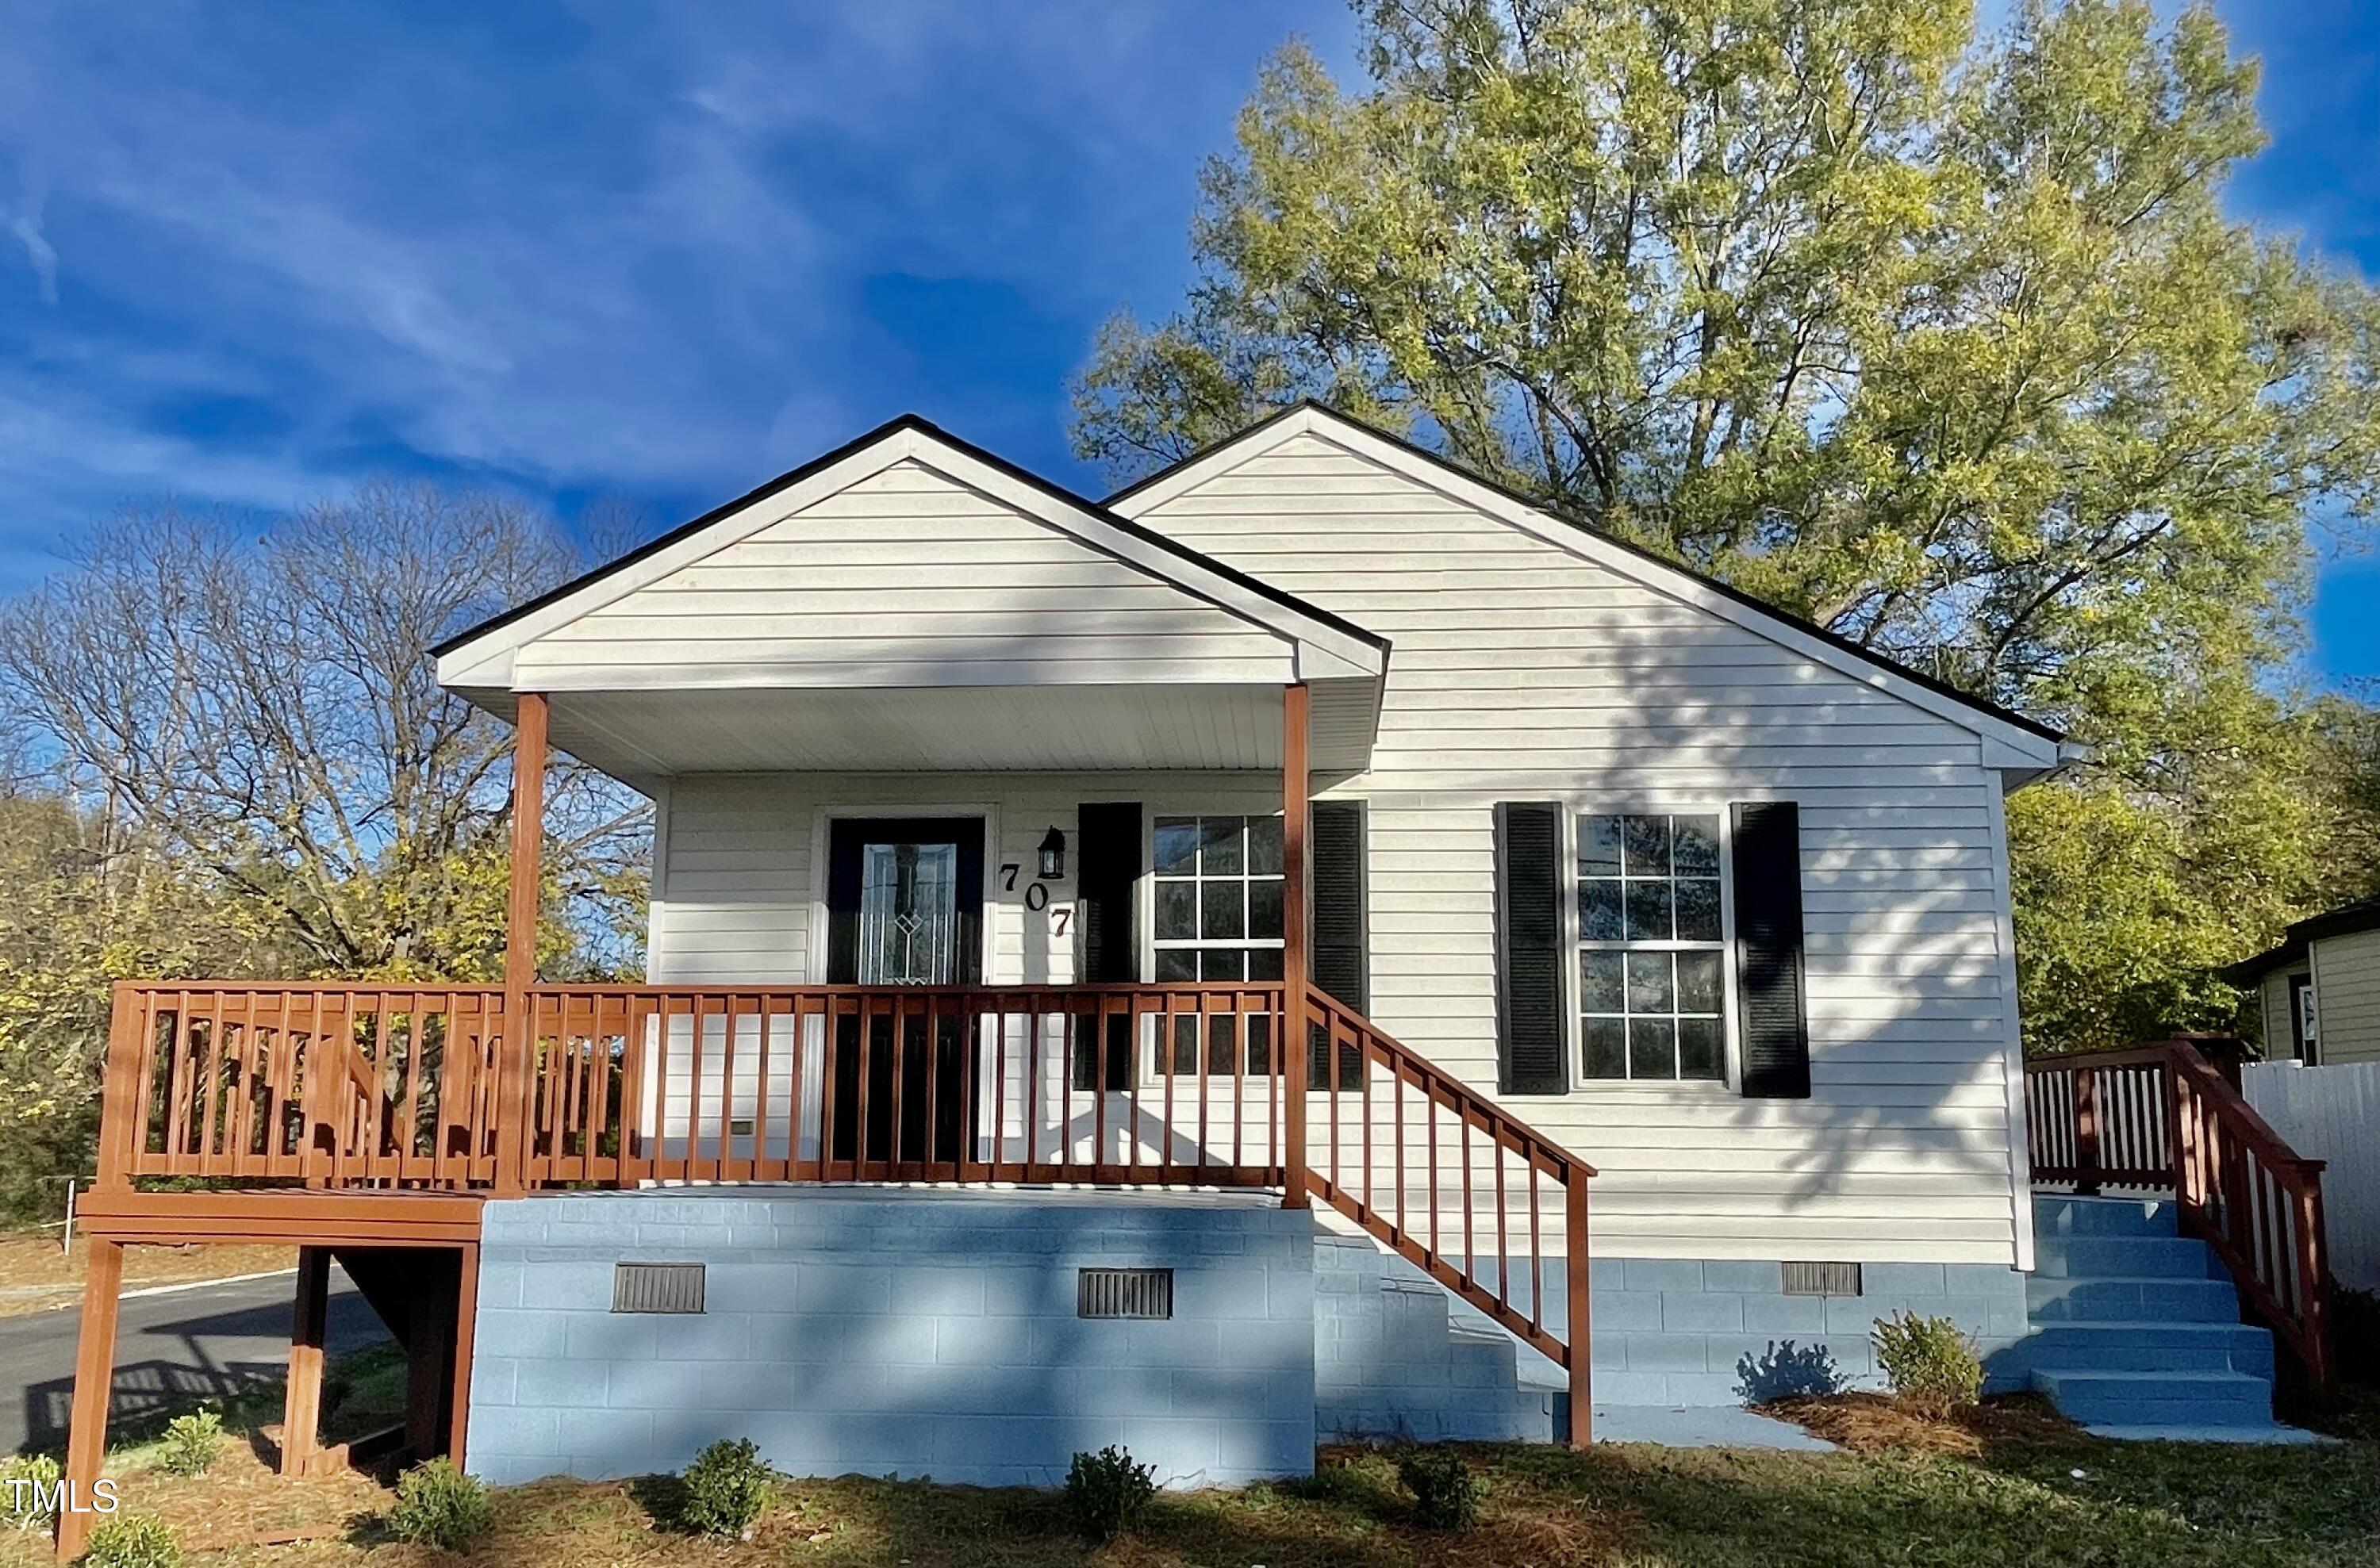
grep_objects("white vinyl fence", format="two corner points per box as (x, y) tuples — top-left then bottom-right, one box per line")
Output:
(2242, 1060), (2380, 1291)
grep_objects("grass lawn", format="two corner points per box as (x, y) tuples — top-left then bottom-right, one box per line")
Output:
(9, 1369), (2375, 1567)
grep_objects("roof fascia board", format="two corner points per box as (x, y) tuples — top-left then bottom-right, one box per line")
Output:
(1112, 405), (2059, 765)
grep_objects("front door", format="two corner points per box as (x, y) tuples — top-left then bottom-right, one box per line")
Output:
(826, 819), (985, 1165)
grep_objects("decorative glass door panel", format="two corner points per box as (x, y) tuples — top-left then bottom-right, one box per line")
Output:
(857, 842), (958, 985)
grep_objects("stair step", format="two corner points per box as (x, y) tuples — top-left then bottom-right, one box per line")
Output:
(2033, 1368), (2275, 1428)
(2026, 1275), (2240, 1323)
(1992, 1321), (2274, 1377)
(2028, 1235), (2221, 1280)
(2030, 1195), (2179, 1237)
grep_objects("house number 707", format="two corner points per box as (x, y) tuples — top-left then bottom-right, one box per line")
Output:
(1001, 862), (1067, 930)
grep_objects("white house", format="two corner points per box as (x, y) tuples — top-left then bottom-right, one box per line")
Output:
(77, 402), (2309, 1528)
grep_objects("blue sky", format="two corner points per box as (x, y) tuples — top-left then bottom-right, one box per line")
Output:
(1, 0), (2373, 684)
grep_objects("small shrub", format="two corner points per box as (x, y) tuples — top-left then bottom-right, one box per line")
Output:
(1, 1454), (60, 1532)
(155, 1409), (224, 1478)
(76, 1514), (177, 1568)
(678, 1439), (770, 1539)
(386, 1458), (493, 1551)
(1396, 1450), (1480, 1530)
(1872, 1310), (1983, 1418)
(1063, 1445), (1156, 1543)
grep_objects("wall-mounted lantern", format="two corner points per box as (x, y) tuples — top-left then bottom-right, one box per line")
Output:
(1038, 826), (1067, 880)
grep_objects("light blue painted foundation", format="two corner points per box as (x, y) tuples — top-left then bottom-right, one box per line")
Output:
(470, 1192), (2032, 1484)
(467, 1190), (1315, 1489)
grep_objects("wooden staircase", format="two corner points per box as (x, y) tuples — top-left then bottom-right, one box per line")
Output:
(1298, 986), (1595, 1443)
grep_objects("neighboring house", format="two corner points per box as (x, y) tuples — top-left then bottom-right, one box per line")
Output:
(63, 401), (2144, 1547)
(2222, 894), (2380, 1065)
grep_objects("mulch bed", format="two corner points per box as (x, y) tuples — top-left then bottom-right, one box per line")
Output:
(1754, 1391), (2086, 1455)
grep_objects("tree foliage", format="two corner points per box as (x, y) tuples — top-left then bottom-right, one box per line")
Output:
(1074, 0), (2380, 1049)
(0, 485), (650, 1217)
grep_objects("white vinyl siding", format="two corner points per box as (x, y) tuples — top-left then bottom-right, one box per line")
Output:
(1130, 430), (2025, 1265)
(512, 459), (1298, 692)
(652, 772), (1281, 988)
(2312, 930), (2380, 1066)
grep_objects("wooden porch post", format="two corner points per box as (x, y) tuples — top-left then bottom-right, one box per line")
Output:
(494, 692), (547, 1196)
(447, 1241), (479, 1465)
(1565, 1176), (1593, 1446)
(56, 1238), (123, 1559)
(279, 1246), (331, 1476)
(1281, 683), (1311, 1210)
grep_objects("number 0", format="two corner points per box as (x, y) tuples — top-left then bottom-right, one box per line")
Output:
(1024, 882), (1049, 911)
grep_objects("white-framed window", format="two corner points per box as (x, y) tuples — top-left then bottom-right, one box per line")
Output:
(1575, 811), (1729, 1082)
(1150, 815), (1285, 983)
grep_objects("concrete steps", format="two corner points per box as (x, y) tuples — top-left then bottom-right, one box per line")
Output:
(1313, 1236), (1556, 1442)
(2016, 1194), (2292, 1436)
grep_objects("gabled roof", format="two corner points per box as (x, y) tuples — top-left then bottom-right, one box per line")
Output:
(2220, 893), (2380, 984)
(1108, 401), (2070, 765)
(431, 412), (1388, 690)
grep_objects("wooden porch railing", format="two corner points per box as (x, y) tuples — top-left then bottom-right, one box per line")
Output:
(95, 976), (1599, 1440)
(98, 980), (1298, 1191)
(1304, 987), (1595, 1442)
(2024, 1037), (2332, 1397)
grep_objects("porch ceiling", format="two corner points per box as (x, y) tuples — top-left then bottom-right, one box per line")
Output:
(529, 678), (1378, 783)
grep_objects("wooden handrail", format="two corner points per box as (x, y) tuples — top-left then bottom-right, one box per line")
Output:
(1303, 986), (1595, 1445)
(2025, 1037), (2332, 1398)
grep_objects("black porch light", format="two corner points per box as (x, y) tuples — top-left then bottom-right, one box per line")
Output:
(1038, 826), (1067, 880)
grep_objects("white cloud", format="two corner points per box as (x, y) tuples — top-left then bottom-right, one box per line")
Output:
(5, 161), (57, 305)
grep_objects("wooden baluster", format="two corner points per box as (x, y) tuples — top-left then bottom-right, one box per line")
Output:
(1392, 1052), (1407, 1240)
(1357, 1022), (1372, 1220)
(1495, 1129), (1511, 1313)
(1196, 992), (1213, 1174)
(2074, 1064), (2101, 1196)
(1425, 1074), (1440, 1256)
(1526, 1150), (1544, 1336)
(396, 996), (426, 1179)
(1461, 1107), (1475, 1287)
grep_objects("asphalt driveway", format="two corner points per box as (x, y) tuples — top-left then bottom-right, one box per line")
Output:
(0, 1267), (388, 1453)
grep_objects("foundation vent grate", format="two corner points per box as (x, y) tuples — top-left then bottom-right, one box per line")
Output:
(612, 1262), (707, 1314)
(1077, 1267), (1173, 1320)
(1780, 1261), (1863, 1298)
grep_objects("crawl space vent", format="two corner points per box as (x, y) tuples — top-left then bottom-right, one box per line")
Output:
(1780, 1262), (1863, 1298)
(1077, 1267), (1173, 1320)
(612, 1262), (706, 1314)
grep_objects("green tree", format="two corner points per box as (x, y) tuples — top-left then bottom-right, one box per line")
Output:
(1076, 0), (2380, 1049)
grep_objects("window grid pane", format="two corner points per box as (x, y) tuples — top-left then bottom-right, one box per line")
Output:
(1151, 814), (1287, 1075)
(1579, 813), (1726, 1083)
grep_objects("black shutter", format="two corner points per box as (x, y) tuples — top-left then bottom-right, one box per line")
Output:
(1075, 803), (1142, 983)
(1732, 801), (1812, 1098)
(1073, 803), (1141, 1093)
(1311, 800), (1368, 1013)
(1493, 802), (1566, 1095)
